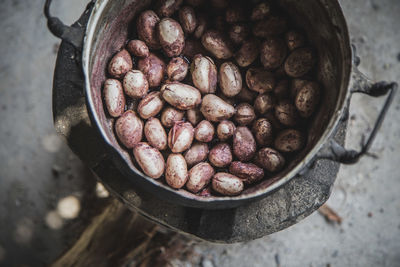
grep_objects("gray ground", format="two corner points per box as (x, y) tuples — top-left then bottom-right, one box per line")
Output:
(0, 0), (399, 266)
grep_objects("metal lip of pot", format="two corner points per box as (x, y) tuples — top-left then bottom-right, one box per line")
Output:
(75, 0), (396, 209)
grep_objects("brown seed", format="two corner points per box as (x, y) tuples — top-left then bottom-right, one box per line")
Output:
(284, 47), (316, 78)
(161, 106), (185, 128)
(107, 49), (132, 79)
(191, 54), (218, 94)
(233, 126), (257, 162)
(217, 120), (236, 141)
(275, 99), (299, 127)
(225, 6), (245, 24)
(286, 30), (306, 51)
(212, 173), (244, 196)
(144, 118), (168, 151)
(186, 108), (203, 126)
(179, 6), (197, 34)
(211, 0), (228, 9)
(237, 86), (257, 103)
(251, 2), (271, 21)
(165, 154), (188, 189)
(161, 82), (202, 110)
(255, 147), (285, 172)
(229, 161), (264, 184)
(115, 111), (143, 148)
(183, 39), (208, 59)
(194, 120), (215, 142)
(229, 24), (249, 45)
(295, 81), (321, 118)
(246, 68), (275, 93)
(291, 79), (309, 98)
(133, 142), (165, 179)
(201, 30), (234, 59)
(158, 18), (185, 57)
(219, 62), (242, 97)
(184, 142), (209, 167)
(123, 70), (149, 99)
(127, 40), (149, 58)
(168, 121), (194, 153)
(209, 143), (233, 168)
(137, 10), (161, 49)
(194, 14), (207, 39)
(260, 38), (287, 70)
(254, 93), (275, 115)
(234, 103), (256, 126)
(156, 0), (183, 17)
(252, 118), (273, 146)
(138, 53), (166, 88)
(235, 39), (260, 68)
(167, 57), (189, 82)
(187, 162), (215, 193)
(200, 94), (236, 122)
(274, 80), (290, 99)
(274, 129), (305, 153)
(137, 92), (164, 119)
(103, 79), (125, 118)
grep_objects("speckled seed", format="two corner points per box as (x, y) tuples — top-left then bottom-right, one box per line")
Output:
(137, 10), (161, 49)
(235, 39), (260, 67)
(108, 49), (132, 78)
(275, 99), (299, 127)
(156, 0), (183, 17)
(295, 81), (321, 118)
(168, 121), (194, 153)
(229, 161), (264, 184)
(194, 14), (207, 39)
(184, 109), (201, 126)
(179, 6), (197, 33)
(237, 86), (257, 103)
(115, 111), (143, 148)
(187, 162), (215, 193)
(291, 79), (308, 98)
(234, 103), (256, 126)
(123, 70), (149, 99)
(260, 38), (287, 70)
(183, 39), (207, 59)
(144, 118), (167, 150)
(127, 40), (149, 58)
(137, 53), (166, 88)
(217, 120), (236, 141)
(229, 24), (250, 45)
(252, 118), (273, 146)
(137, 92), (164, 119)
(161, 106), (185, 128)
(103, 79), (125, 117)
(158, 18), (185, 57)
(254, 93), (275, 115)
(167, 57), (189, 82)
(219, 62), (242, 97)
(246, 68), (275, 93)
(194, 120), (215, 142)
(208, 143), (232, 168)
(201, 30), (233, 59)
(165, 154), (188, 189)
(251, 2), (271, 21)
(184, 142), (209, 167)
(286, 30), (306, 51)
(200, 94), (235, 122)
(191, 54), (218, 94)
(225, 6), (245, 24)
(284, 47), (316, 78)
(233, 126), (257, 162)
(274, 80), (290, 99)
(133, 142), (165, 179)
(255, 147), (285, 172)
(274, 129), (305, 153)
(212, 173), (244, 196)
(161, 82), (202, 110)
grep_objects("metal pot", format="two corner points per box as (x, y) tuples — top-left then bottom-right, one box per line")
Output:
(45, 0), (397, 210)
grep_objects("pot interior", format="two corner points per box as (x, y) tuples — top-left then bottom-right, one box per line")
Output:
(84, 0), (351, 207)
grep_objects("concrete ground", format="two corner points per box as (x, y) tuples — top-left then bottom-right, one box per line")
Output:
(0, 0), (399, 266)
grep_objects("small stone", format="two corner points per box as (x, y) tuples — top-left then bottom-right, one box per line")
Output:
(367, 212), (373, 218)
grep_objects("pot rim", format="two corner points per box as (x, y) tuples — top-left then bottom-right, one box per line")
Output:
(82, 0), (353, 208)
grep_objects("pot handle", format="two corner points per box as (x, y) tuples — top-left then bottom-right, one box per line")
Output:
(44, 0), (95, 51)
(314, 46), (397, 165)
